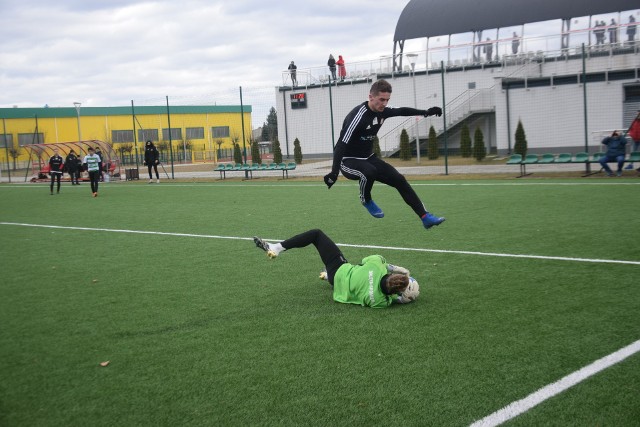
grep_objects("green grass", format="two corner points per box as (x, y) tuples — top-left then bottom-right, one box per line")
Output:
(1, 178), (639, 426)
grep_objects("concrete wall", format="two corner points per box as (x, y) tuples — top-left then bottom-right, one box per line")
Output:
(277, 49), (640, 157)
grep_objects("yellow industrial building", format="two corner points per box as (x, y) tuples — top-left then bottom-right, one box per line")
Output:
(0, 105), (252, 164)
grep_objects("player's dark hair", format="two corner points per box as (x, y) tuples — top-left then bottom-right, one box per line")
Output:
(370, 79), (392, 95)
(380, 274), (409, 295)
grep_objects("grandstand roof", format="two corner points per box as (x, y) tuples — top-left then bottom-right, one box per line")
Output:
(394, 0), (637, 41)
(0, 105), (251, 119)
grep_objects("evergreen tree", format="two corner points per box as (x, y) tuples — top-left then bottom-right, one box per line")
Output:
(266, 107), (278, 141)
(272, 138), (283, 164)
(261, 122), (269, 142)
(427, 126), (439, 160)
(399, 129), (411, 160)
(233, 143), (243, 164)
(473, 127), (486, 161)
(460, 123), (472, 157)
(373, 136), (381, 158)
(293, 138), (303, 164)
(251, 139), (262, 164)
(514, 120), (528, 157)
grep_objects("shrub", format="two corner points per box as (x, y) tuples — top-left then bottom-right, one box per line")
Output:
(399, 129), (411, 160)
(233, 143), (243, 164)
(473, 127), (486, 161)
(460, 123), (472, 157)
(427, 126), (439, 160)
(293, 138), (303, 164)
(251, 139), (262, 164)
(373, 136), (381, 158)
(514, 120), (528, 157)
(272, 138), (283, 164)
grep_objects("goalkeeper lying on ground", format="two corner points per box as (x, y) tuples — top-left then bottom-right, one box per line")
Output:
(254, 229), (419, 308)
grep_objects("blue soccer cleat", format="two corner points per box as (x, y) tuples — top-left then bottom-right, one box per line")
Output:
(363, 200), (384, 218)
(422, 213), (445, 229)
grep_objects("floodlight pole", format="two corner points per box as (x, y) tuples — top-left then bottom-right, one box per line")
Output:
(406, 53), (420, 163)
(73, 102), (82, 142)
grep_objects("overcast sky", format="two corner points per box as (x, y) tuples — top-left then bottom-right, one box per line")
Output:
(0, 0), (409, 110)
(1, 0), (635, 125)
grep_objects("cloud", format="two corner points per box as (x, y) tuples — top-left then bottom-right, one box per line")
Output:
(0, 0), (407, 110)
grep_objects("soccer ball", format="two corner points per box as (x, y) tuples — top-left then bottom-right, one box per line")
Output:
(402, 277), (420, 301)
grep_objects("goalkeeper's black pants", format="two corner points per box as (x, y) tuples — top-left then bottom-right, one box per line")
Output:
(281, 229), (347, 285)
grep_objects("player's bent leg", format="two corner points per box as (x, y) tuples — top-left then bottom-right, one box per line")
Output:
(341, 159), (382, 217)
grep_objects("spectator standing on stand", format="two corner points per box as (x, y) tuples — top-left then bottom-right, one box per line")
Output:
(336, 55), (346, 81)
(628, 15), (637, 44)
(609, 19), (618, 44)
(483, 38), (493, 61)
(327, 54), (337, 81)
(512, 32), (520, 54)
(288, 61), (297, 86)
(48, 148), (64, 195)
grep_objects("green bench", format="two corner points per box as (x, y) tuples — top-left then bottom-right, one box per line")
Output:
(215, 162), (297, 179)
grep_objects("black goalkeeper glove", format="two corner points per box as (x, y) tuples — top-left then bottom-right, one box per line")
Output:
(424, 107), (442, 117)
(324, 172), (338, 189)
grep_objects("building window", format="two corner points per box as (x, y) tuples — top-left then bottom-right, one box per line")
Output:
(112, 130), (134, 143)
(18, 133), (44, 145)
(138, 129), (159, 142)
(0, 134), (13, 148)
(186, 127), (204, 139)
(212, 126), (230, 138)
(162, 128), (182, 140)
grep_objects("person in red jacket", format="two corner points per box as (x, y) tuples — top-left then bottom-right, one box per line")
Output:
(624, 111), (640, 170)
(336, 55), (346, 81)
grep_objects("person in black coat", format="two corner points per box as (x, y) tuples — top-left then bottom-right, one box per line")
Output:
(65, 149), (79, 185)
(144, 140), (160, 183)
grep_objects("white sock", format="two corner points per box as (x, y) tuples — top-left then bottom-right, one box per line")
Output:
(269, 243), (284, 255)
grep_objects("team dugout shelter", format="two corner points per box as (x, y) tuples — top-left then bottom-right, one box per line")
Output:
(0, 105), (253, 178)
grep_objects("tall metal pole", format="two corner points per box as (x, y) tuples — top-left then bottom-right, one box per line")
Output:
(441, 61), (449, 175)
(581, 44), (590, 174)
(130, 101), (140, 168)
(73, 102), (82, 142)
(166, 96), (175, 179)
(239, 86), (248, 164)
(407, 54), (420, 163)
(506, 86), (512, 154)
(328, 75), (336, 149)
(2, 118), (11, 182)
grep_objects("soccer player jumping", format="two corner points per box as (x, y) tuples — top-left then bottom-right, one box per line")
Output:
(323, 79), (445, 229)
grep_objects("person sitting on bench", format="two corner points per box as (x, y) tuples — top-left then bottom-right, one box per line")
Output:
(599, 131), (627, 177)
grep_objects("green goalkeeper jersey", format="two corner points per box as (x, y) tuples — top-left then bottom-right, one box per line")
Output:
(333, 255), (396, 308)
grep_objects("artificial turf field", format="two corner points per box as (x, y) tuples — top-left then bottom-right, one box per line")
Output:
(0, 178), (639, 426)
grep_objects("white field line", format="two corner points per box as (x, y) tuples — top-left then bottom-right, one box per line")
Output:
(1, 222), (639, 266)
(469, 339), (640, 427)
